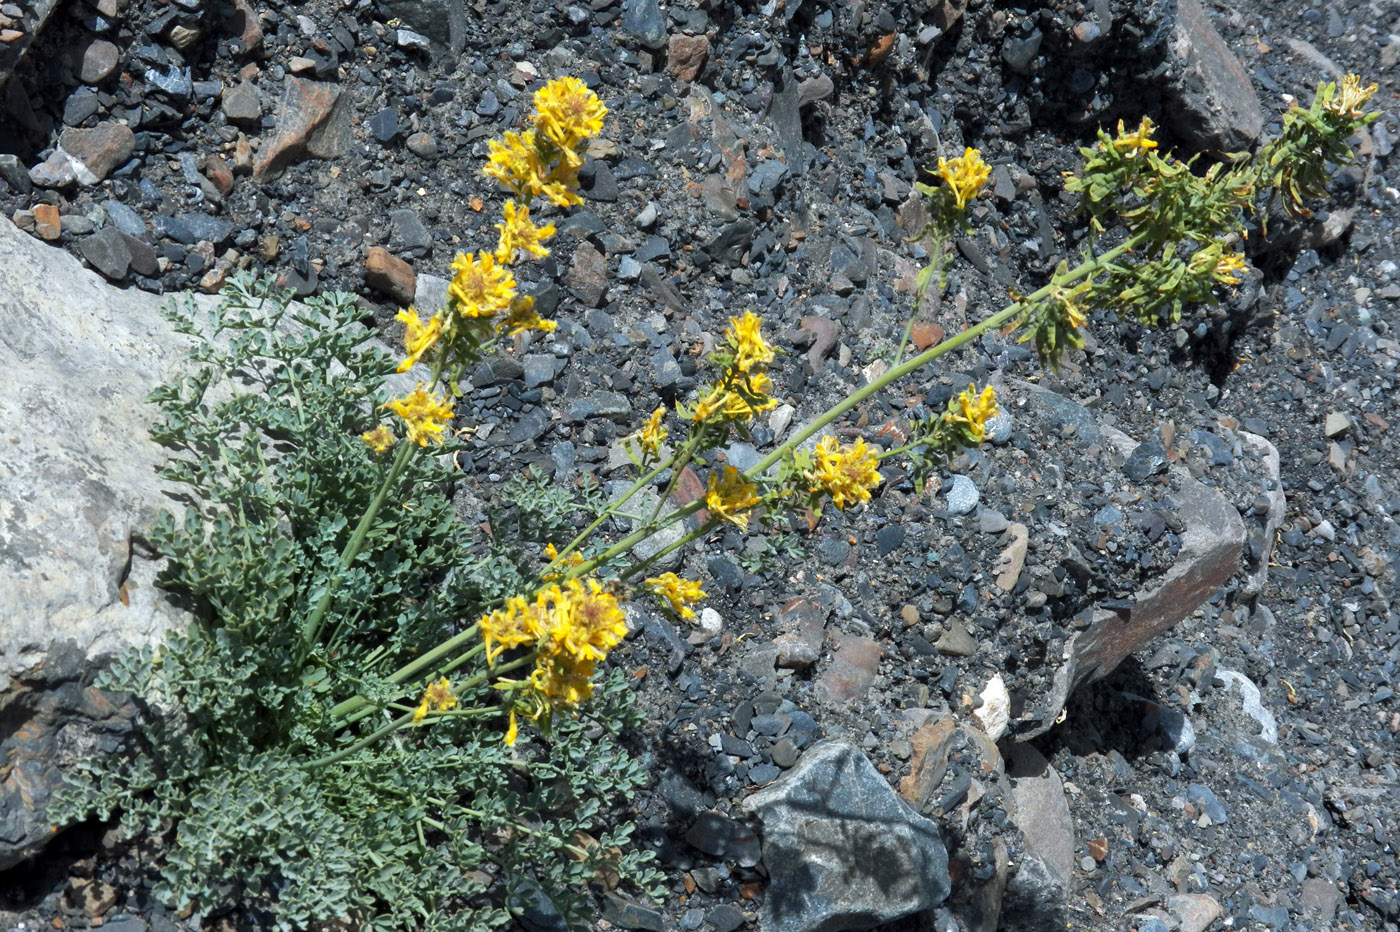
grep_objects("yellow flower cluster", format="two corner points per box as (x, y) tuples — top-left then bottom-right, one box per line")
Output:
(690, 312), (779, 424)
(382, 384), (454, 446)
(395, 307), (443, 373)
(645, 572), (707, 620)
(413, 677), (458, 723)
(494, 199), (556, 265)
(1110, 117), (1158, 157)
(806, 436), (883, 510)
(484, 76), (608, 209)
(1188, 244), (1249, 286)
(448, 251), (517, 318)
(498, 295), (558, 336)
(625, 406), (669, 464)
(705, 465), (761, 530)
(936, 147), (991, 210)
(477, 578), (629, 742)
(942, 384), (999, 444)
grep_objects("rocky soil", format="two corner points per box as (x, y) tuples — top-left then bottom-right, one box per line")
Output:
(2, 0), (1398, 930)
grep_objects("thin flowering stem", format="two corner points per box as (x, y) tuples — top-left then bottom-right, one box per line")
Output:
(618, 516), (720, 583)
(548, 449), (678, 569)
(317, 652), (536, 761)
(329, 625), (484, 721)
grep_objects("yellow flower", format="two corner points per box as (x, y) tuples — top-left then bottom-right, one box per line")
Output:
(1324, 74), (1378, 120)
(494, 199), (556, 265)
(629, 406), (668, 460)
(529, 651), (597, 707)
(479, 595), (538, 665)
(382, 384), (454, 446)
(360, 424), (395, 454)
(541, 541), (585, 580)
(726, 311), (775, 372)
(538, 158), (585, 209)
(645, 572), (707, 620)
(504, 710), (519, 746)
(936, 147), (991, 210)
(496, 294), (558, 335)
(448, 251), (516, 318)
(532, 76), (608, 150)
(706, 465), (761, 530)
(1111, 117), (1158, 157)
(1210, 250), (1248, 285)
(394, 307), (443, 373)
(412, 677), (458, 723)
(942, 384), (999, 444)
(807, 436), (883, 510)
(484, 130), (547, 198)
(690, 372), (778, 423)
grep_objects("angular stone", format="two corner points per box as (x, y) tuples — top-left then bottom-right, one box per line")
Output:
(79, 225), (132, 280)
(1006, 742), (1073, 892)
(899, 716), (957, 813)
(33, 202), (60, 240)
(565, 241), (608, 307)
(744, 740), (951, 932)
(255, 77), (341, 179)
(667, 34), (710, 82)
(1166, 0), (1264, 152)
(773, 598), (827, 670)
(364, 245), (415, 307)
(44, 122), (135, 184)
(994, 522), (1028, 591)
(1025, 415), (1244, 737)
(221, 81), (262, 126)
(973, 673), (1010, 741)
(227, 0), (263, 53)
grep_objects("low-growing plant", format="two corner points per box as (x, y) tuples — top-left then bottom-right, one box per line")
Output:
(52, 73), (1375, 930)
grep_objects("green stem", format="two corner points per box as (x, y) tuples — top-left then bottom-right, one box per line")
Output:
(744, 229), (1149, 483)
(313, 653), (534, 765)
(329, 624), (483, 721)
(618, 516), (719, 583)
(549, 451), (676, 569)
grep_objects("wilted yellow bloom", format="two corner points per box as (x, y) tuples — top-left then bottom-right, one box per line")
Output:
(706, 465), (761, 530)
(1111, 117), (1158, 157)
(413, 677), (458, 723)
(496, 295), (558, 335)
(942, 384), (999, 444)
(726, 311), (776, 372)
(532, 76), (608, 150)
(448, 251), (516, 318)
(1324, 74), (1378, 120)
(494, 199), (555, 265)
(394, 307), (443, 372)
(807, 436), (883, 510)
(360, 424), (395, 454)
(504, 710), (519, 746)
(1210, 251), (1248, 285)
(382, 385), (454, 446)
(645, 572), (707, 620)
(936, 147), (991, 210)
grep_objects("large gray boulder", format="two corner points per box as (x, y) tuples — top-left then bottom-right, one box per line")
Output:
(743, 739), (951, 932)
(0, 213), (201, 869)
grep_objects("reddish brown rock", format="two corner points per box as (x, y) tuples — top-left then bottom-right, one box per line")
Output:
(203, 156), (235, 196)
(666, 34), (710, 82)
(59, 122), (135, 181)
(564, 241), (608, 307)
(364, 246), (416, 307)
(228, 0), (264, 54)
(255, 77), (341, 179)
(910, 321), (944, 350)
(899, 717), (957, 813)
(816, 634), (882, 703)
(32, 202), (60, 240)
